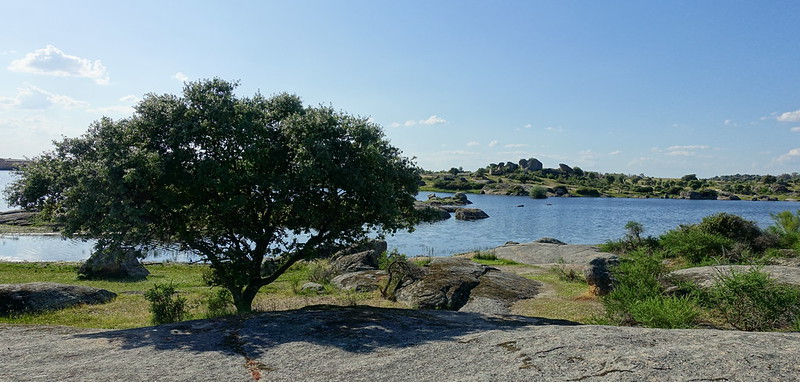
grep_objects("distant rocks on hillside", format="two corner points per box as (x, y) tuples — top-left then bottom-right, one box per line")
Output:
(0, 158), (28, 171)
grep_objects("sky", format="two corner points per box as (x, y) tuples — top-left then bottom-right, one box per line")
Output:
(1, 1), (799, 178)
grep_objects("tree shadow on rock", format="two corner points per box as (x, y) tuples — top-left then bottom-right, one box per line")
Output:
(74, 305), (580, 357)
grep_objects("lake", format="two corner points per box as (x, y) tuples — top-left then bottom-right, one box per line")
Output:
(1, 171), (799, 261)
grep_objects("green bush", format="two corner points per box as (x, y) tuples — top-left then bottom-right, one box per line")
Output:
(144, 283), (189, 325)
(768, 210), (800, 249)
(697, 212), (761, 245)
(660, 227), (734, 264)
(575, 188), (601, 197)
(205, 288), (235, 319)
(472, 251), (498, 261)
(377, 249), (407, 270)
(529, 186), (548, 199)
(602, 250), (666, 325)
(307, 260), (335, 284)
(705, 268), (800, 331)
(628, 295), (698, 329)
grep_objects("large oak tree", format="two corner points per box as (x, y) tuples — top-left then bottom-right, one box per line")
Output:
(5, 79), (421, 312)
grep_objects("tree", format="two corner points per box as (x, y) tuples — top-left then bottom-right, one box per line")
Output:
(4, 79), (421, 313)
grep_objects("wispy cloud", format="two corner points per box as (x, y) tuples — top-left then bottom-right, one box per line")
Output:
(776, 148), (800, 163)
(777, 109), (800, 122)
(390, 115), (448, 127)
(466, 141), (479, 147)
(652, 145), (711, 158)
(791, 127), (800, 132)
(609, 150), (622, 156)
(488, 140), (498, 147)
(523, 123), (532, 128)
(0, 83), (88, 110)
(173, 72), (189, 82)
(419, 115), (447, 125)
(504, 143), (528, 148)
(8, 45), (110, 85)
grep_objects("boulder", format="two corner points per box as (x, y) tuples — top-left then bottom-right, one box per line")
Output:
(425, 193), (472, 206)
(519, 157), (542, 171)
(331, 270), (387, 292)
(455, 208), (489, 220)
(534, 237), (567, 245)
(558, 163), (574, 175)
(0, 282), (116, 316)
(394, 258), (540, 313)
(78, 246), (149, 279)
(413, 201), (451, 222)
(584, 255), (620, 295)
(668, 265), (800, 290)
(300, 282), (325, 294)
(329, 240), (387, 274)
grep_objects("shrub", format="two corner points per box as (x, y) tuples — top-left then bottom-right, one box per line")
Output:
(660, 227), (735, 264)
(144, 283), (189, 325)
(307, 260), (335, 284)
(628, 295), (698, 329)
(768, 210), (800, 249)
(602, 250), (666, 325)
(205, 288), (235, 319)
(697, 212), (761, 245)
(377, 249), (407, 270)
(529, 186), (548, 199)
(472, 251), (498, 261)
(705, 268), (800, 331)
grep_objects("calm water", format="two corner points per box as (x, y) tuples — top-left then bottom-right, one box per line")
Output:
(2, 171), (799, 261)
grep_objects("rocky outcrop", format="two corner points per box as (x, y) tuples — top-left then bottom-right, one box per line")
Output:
(329, 240), (387, 274)
(669, 265), (800, 290)
(413, 201), (451, 222)
(584, 255), (620, 295)
(78, 246), (149, 279)
(482, 241), (606, 265)
(394, 258), (540, 313)
(331, 270), (387, 292)
(0, 282), (116, 316)
(425, 193), (472, 206)
(519, 158), (543, 171)
(534, 237), (566, 245)
(455, 208), (489, 220)
(558, 163), (574, 175)
(0, 210), (37, 226)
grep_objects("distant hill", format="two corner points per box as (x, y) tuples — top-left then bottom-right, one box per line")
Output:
(0, 158), (29, 171)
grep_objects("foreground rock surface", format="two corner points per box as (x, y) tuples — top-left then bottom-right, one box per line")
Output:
(2, 306), (799, 381)
(0, 282), (116, 316)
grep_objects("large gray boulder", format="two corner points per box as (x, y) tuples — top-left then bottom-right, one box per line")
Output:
(78, 246), (149, 279)
(0, 282), (116, 316)
(394, 258), (540, 313)
(455, 208), (489, 220)
(584, 255), (620, 296)
(329, 240), (387, 274)
(331, 270), (387, 292)
(669, 265), (800, 290)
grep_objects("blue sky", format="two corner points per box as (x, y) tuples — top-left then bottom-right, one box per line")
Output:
(1, 1), (799, 178)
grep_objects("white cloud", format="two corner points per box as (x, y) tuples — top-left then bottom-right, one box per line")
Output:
(791, 127), (800, 132)
(466, 141), (479, 147)
(546, 126), (564, 132)
(724, 119), (731, 125)
(523, 123), (532, 128)
(488, 140), (498, 147)
(666, 151), (693, 157)
(419, 115), (447, 125)
(666, 145), (709, 151)
(9, 45), (110, 85)
(0, 83), (88, 110)
(609, 150), (622, 156)
(119, 95), (139, 103)
(403, 120), (417, 127)
(504, 143), (528, 148)
(173, 72), (189, 82)
(390, 122), (401, 128)
(777, 109), (800, 122)
(776, 148), (800, 163)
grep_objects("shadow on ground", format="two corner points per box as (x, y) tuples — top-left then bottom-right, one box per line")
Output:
(74, 305), (580, 356)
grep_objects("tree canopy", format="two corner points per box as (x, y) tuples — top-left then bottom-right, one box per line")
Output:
(5, 79), (421, 312)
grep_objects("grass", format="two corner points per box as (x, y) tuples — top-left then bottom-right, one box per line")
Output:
(0, 261), (407, 329)
(514, 272), (603, 323)
(0, 224), (59, 234)
(470, 251), (520, 266)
